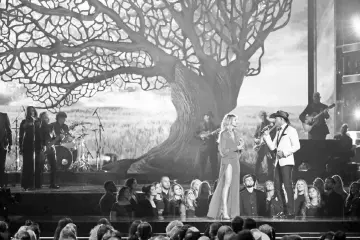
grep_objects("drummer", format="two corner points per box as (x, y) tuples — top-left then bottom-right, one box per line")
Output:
(51, 111), (70, 145)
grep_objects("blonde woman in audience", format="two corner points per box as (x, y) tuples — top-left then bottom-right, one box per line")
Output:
(332, 175), (348, 200)
(294, 179), (310, 216)
(301, 186), (322, 217)
(190, 179), (202, 198)
(168, 183), (185, 216)
(265, 180), (284, 217)
(180, 189), (197, 217)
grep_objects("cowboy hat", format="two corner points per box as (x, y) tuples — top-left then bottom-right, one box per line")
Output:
(269, 110), (289, 122)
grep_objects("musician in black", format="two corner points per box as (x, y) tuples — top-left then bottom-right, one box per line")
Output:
(299, 92), (330, 140)
(254, 111), (276, 179)
(195, 111), (219, 181)
(0, 112), (12, 188)
(19, 106), (42, 191)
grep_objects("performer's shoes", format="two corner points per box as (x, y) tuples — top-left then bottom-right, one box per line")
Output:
(220, 213), (231, 220)
(273, 212), (285, 218)
(49, 185), (60, 189)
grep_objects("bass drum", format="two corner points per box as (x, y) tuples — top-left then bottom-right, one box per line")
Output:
(54, 145), (77, 170)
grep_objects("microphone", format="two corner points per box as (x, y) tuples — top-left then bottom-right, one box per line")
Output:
(92, 108), (98, 116)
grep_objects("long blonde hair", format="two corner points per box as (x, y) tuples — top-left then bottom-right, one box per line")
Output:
(332, 175), (347, 195)
(307, 186), (321, 207)
(294, 179), (310, 204)
(217, 114), (237, 143)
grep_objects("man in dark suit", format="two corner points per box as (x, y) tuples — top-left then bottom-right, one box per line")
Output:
(322, 177), (344, 217)
(299, 92), (330, 140)
(240, 174), (266, 216)
(0, 112), (12, 188)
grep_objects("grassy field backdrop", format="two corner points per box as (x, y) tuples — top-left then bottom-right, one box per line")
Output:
(0, 105), (335, 172)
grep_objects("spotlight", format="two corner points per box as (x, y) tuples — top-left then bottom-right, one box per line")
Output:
(352, 15), (360, 36)
(355, 109), (360, 119)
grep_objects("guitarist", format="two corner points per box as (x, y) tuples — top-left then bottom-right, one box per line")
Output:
(254, 111), (276, 179)
(299, 92), (330, 140)
(195, 111), (219, 181)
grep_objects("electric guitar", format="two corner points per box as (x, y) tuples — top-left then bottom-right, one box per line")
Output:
(302, 103), (335, 132)
(198, 128), (221, 140)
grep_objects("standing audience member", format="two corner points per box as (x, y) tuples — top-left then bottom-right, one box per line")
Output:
(345, 182), (360, 217)
(99, 181), (117, 216)
(231, 216), (244, 234)
(168, 184), (185, 216)
(259, 224), (276, 240)
(243, 218), (257, 230)
(240, 174), (266, 216)
(153, 182), (165, 217)
(136, 222), (152, 240)
(332, 175), (348, 201)
(294, 179), (309, 216)
(181, 189), (196, 217)
(302, 186), (322, 217)
(110, 186), (134, 220)
(195, 181), (211, 217)
(54, 218), (73, 240)
(125, 178), (139, 206)
(136, 185), (158, 218)
(161, 176), (171, 215)
(128, 220), (142, 240)
(265, 180), (283, 217)
(190, 179), (202, 198)
(322, 177), (344, 217)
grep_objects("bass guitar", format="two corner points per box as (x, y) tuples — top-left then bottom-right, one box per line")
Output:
(302, 103), (335, 132)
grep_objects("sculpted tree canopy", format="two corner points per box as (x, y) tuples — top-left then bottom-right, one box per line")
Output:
(0, 0), (293, 178)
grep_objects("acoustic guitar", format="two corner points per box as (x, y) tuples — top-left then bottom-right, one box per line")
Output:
(302, 103), (335, 132)
(198, 128), (221, 140)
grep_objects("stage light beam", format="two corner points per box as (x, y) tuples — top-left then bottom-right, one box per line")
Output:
(355, 109), (360, 120)
(352, 16), (360, 36)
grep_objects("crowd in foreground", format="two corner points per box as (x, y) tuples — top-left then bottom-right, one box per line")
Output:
(99, 175), (360, 220)
(0, 216), (350, 240)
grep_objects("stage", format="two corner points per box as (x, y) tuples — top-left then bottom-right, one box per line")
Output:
(2, 184), (360, 238)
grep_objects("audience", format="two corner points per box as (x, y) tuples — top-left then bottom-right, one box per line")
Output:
(313, 178), (325, 199)
(153, 182), (165, 217)
(128, 220), (142, 240)
(125, 178), (139, 207)
(294, 179), (309, 217)
(345, 182), (360, 217)
(322, 177), (344, 217)
(168, 184), (185, 217)
(181, 189), (196, 217)
(207, 223), (222, 240)
(302, 186), (322, 217)
(243, 218), (257, 230)
(54, 218), (73, 240)
(231, 216), (244, 234)
(161, 176), (171, 215)
(110, 186), (134, 220)
(136, 222), (152, 240)
(99, 181), (117, 216)
(59, 223), (77, 240)
(216, 226), (233, 240)
(195, 181), (211, 217)
(259, 224), (276, 240)
(240, 174), (266, 217)
(332, 175), (348, 201)
(236, 230), (255, 240)
(136, 185), (158, 218)
(265, 180), (283, 217)
(190, 179), (202, 198)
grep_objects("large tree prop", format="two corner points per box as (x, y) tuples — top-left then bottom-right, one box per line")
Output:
(0, 0), (292, 178)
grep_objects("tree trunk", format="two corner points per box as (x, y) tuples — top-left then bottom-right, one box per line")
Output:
(124, 60), (249, 180)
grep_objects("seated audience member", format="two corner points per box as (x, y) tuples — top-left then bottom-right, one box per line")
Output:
(345, 182), (360, 217)
(181, 189), (196, 217)
(301, 186), (322, 217)
(184, 227), (201, 240)
(195, 181), (211, 217)
(168, 184), (185, 216)
(95, 224), (120, 240)
(153, 182), (165, 217)
(128, 220), (142, 240)
(216, 226), (233, 240)
(231, 216), (244, 234)
(190, 179), (202, 198)
(264, 181), (283, 217)
(243, 218), (257, 230)
(332, 175), (348, 201)
(54, 218), (73, 240)
(125, 178), (139, 206)
(59, 223), (77, 240)
(99, 181), (117, 216)
(259, 224), (276, 240)
(136, 185), (158, 218)
(322, 177), (344, 217)
(161, 176), (171, 215)
(251, 229), (270, 240)
(208, 180), (218, 204)
(294, 179), (309, 216)
(236, 230), (255, 240)
(136, 222), (152, 240)
(178, 225), (192, 240)
(110, 186), (134, 220)
(240, 174), (266, 217)
(333, 231), (346, 240)
(166, 220), (184, 235)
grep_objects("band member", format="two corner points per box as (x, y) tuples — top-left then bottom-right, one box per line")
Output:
(299, 92), (330, 140)
(19, 106), (41, 191)
(195, 111), (219, 181)
(0, 112), (12, 188)
(254, 111), (276, 179)
(262, 110), (300, 218)
(207, 114), (244, 219)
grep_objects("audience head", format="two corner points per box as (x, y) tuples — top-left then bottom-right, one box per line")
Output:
(170, 184), (184, 200)
(198, 181), (211, 199)
(216, 226), (233, 240)
(190, 180), (202, 195)
(54, 217), (73, 240)
(25, 222), (41, 240)
(59, 223), (77, 240)
(313, 178), (325, 195)
(129, 220), (142, 238)
(209, 223), (222, 240)
(236, 230), (255, 240)
(231, 216), (244, 234)
(324, 178), (336, 192)
(142, 185), (157, 198)
(14, 229), (35, 240)
(334, 231), (346, 240)
(137, 222), (152, 240)
(251, 229), (270, 240)
(184, 227), (201, 240)
(183, 189), (197, 207)
(319, 232), (335, 240)
(307, 186), (321, 206)
(125, 178), (137, 191)
(223, 232), (236, 240)
(243, 174), (257, 189)
(243, 218), (257, 230)
(349, 182), (360, 197)
(178, 225), (192, 240)
(166, 221), (183, 237)
(294, 179), (309, 202)
(97, 218), (111, 226)
(258, 224), (276, 240)
(340, 124), (348, 135)
(265, 181), (275, 193)
(161, 176), (171, 191)
(104, 181), (117, 193)
(152, 182), (163, 196)
(332, 175), (345, 194)
(117, 186), (131, 201)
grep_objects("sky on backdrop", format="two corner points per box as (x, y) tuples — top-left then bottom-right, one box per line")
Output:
(0, 0), (323, 110)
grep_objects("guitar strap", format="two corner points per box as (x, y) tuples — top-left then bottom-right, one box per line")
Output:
(276, 124), (289, 148)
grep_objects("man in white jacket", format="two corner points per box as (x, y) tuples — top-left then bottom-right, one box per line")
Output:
(262, 110), (300, 218)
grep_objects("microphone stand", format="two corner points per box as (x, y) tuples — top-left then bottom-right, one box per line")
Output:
(94, 110), (104, 171)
